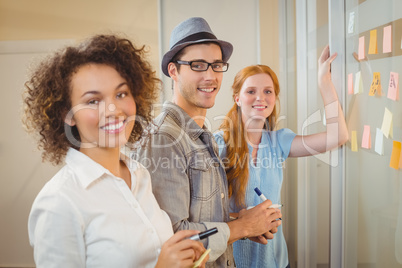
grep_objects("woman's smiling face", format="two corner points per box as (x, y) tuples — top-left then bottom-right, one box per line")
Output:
(235, 73), (276, 125)
(66, 63), (136, 149)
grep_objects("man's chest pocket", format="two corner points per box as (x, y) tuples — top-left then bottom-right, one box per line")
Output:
(188, 152), (220, 202)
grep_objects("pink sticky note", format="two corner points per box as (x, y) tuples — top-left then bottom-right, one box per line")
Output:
(383, 25), (392, 53)
(387, 72), (399, 101)
(362, 125), (371, 149)
(358, 36), (365, 60)
(348, 73), (353, 95)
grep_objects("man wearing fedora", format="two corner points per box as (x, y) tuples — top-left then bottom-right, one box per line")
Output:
(135, 17), (282, 267)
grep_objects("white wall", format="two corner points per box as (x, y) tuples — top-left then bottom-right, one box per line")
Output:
(158, 0), (260, 132)
(0, 40), (71, 267)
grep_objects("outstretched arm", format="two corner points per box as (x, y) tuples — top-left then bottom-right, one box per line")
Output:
(289, 45), (348, 157)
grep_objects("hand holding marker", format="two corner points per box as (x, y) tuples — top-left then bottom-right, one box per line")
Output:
(188, 227), (218, 241)
(188, 228), (217, 268)
(254, 187), (282, 220)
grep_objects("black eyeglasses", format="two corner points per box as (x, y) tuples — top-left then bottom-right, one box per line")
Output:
(174, 60), (229, 72)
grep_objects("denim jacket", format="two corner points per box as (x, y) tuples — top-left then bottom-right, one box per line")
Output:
(133, 102), (235, 267)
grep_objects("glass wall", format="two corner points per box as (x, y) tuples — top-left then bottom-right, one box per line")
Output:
(343, 0), (402, 267)
(284, 0), (331, 267)
(306, 2), (331, 267)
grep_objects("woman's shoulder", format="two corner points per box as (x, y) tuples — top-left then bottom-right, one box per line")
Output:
(30, 165), (80, 214)
(265, 128), (296, 140)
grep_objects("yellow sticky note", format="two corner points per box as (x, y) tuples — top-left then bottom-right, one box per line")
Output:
(368, 29), (378, 54)
(400, 149), (402, 169)
(361, 125), (371, 149)
(348, 73), (353, 95)
(381, 107), (393, 138)
(351, 131), (358, 152)
(369, 72), (382, 96)
(192, 248), (211, 268)
(358, 36), (365, 60)
(354, 71), (363, 94)
(383, 25), (392, 53)
(389, 141), (401, 170)
(387, 72), (399, 101)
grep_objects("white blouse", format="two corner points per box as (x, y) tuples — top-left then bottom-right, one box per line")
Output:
(28, 148), (173, 268)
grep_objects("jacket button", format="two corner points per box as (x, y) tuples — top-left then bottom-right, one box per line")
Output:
(221, 192), (224, 199)
(227, 259), (231, 266)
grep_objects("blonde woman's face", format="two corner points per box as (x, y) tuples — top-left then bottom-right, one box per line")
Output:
(65, 63), (136, 149)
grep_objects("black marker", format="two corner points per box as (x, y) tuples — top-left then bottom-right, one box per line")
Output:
(189, 227), (218, 241)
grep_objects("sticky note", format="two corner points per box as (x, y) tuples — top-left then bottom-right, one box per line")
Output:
(368, 29), (378, 54)
(383, 25), (392, 53)
(400, 150), (402, 169)
(348, 12), (355, 34)
(354, 71), (363, 94)
(369, 72), (382, 96)
(389, 141), (401, 170)
(322, 110), (326, 126)
(381, 107), (393, 138)
(387, 72), (399, 101)
(192, 248), (211, 268)
(358, 36), (365, 60)
(361, 125), (371, 149)
(351, 131), (358, 152)
(375, 128), (384, 155)
(348, 73), (353, 95)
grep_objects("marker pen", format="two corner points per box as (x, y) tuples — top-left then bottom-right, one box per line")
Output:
(189, 227), (218, 241)
(268, 204), (283, 209)
(254, 187), (282, 220)
(254, 187), (267, 201)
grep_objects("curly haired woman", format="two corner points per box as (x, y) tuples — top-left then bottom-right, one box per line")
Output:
(23, 34), (208, 268)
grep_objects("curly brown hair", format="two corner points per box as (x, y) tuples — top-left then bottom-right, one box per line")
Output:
(22, 34), (160, 165)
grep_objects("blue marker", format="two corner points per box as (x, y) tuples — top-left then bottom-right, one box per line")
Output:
(254, 187), (282, 220)
(254, 187), (267, 201)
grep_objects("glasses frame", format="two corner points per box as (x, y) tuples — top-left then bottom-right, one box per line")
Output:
(174, 60), (229, 72)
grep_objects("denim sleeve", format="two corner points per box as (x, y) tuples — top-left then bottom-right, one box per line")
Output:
(135, 132), (230, 261)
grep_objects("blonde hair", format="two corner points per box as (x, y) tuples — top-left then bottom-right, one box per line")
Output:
(219, 65), (280, 208)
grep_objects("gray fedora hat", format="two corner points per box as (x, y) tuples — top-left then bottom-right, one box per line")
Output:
(161, 17), (233, 77)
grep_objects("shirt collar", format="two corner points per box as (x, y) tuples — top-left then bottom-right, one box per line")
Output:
(65, 148), (112, 189)
(161, 101), (207, 140)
